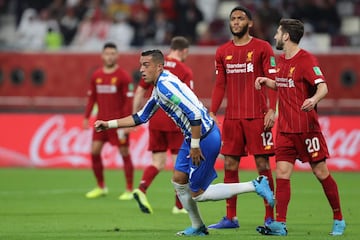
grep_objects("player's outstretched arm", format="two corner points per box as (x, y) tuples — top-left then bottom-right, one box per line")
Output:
(255, 77), (277, 90)
(94, 115), (136, 132)
(133, 86), (147, 113)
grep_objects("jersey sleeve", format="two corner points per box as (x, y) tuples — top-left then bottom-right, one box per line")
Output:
(121, 71), (134, 116)
(84, 74), (96, 118)
(211, 48), (226, 114)
(302, 54), (326, 86)
(262, 42), (277, 110)
(181, 66), (194, 90)
(133, 94), (159, 125)
(158, 78), (202, 126)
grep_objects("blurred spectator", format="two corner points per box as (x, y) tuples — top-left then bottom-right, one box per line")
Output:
(73, 0), (89, 21)
(299, 22), (320, 52)
(107, 0), (131, 20)
(45, 27), (63, 50)
(174, 0), (204, 44)
(146, 9), (174, 45)
(47, 0), (66, 21)
(59, 7), (79, 46)
(291, 0), (341, 35)
(130, 0), (149, 19)
(71, 7), (111, 50)
(196, 0), (218, 23)
(15, 8), (47, 50)
(107, 12), (134, 50)
(256, 0), (282, 44)
(129, 4), (151, 46)
(155, 0), (177, 23)
(315, 0), (341, 35)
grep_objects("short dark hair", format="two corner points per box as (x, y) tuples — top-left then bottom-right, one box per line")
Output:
(279, 19), (304, 44)
(230, 6), (252, 20)
(103, 42), (117, 50)
(170, 36), (190, 50)
(141, 49), (164, 65)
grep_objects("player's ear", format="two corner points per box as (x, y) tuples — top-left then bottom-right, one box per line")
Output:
(283, 32), (290, 41)
(248, 20), (254, 28)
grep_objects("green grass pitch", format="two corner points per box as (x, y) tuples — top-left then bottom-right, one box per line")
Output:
(0, 168), (358, 239)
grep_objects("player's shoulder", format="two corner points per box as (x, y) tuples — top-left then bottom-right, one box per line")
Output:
(92, 67), (103, 76)
(217, 40), (233, 51)
(177, 60), (192, 73)
(114, 67), (130, 75)
(296, 49), (318, 64)
(298, 49), (315, 58)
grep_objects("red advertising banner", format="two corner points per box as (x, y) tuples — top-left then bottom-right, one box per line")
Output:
(0, 114), (359, 171)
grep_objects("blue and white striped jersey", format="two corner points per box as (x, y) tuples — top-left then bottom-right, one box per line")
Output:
(133, 70), (214, 140)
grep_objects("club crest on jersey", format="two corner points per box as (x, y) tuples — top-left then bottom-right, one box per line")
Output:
(225, 55), (233, 60)
(96, 78), (102, 84)
(111, 77), (117, 84)
(246, 51), (253, 62)
(288, 67), (295, 77)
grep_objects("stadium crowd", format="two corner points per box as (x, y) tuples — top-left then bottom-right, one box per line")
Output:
(0, 0), (358, 51)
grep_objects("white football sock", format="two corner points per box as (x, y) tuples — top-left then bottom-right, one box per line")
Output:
(172, 180), (204, 228)
(193, 182), (255, 202)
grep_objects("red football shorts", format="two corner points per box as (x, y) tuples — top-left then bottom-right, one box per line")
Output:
(275, 132), (330, 163)
(92, 128), (129, 147)
(221, 118), (275, 156)
(148, 129), (183, 154)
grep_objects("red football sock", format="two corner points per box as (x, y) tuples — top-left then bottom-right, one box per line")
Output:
(139, 165), (159, 193)
(224, 169), (239, 220)
(259, 169), (275, 220)
(275, 178), (290, 223)
(175, 192), (184, 209)
(122, 155), (134, 191)
(320, 175), (343, 220)
(91, 154), (104, 188)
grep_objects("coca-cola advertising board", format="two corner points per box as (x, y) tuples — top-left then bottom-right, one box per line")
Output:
(0, 114), (359, 171)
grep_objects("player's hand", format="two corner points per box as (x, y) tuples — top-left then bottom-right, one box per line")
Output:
(255, 77), (267, 90)
(94, 120), (108, 132)
(301, 98), (316, 112)
(188, 148), (205, 166)
(264, 109), (275, 130)
(210, 112), (221, 127)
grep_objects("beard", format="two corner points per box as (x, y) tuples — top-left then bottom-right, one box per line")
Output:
(276, 40), (284, 50)
(230, 24), (248, 38)
(104, 62), (116, 68)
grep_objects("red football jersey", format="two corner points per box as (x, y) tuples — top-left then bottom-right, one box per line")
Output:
(211, 38), (277, 119)
(139, 56), (193, 131)
(84, 67), (133, 120)
(276, 49), (325, 133)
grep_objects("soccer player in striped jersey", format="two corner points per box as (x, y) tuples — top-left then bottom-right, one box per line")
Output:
(132, 36), (193, 215)
(255, 18), (346, 236)
(95, 49), (275, 236)
(209, 6), (277, 229)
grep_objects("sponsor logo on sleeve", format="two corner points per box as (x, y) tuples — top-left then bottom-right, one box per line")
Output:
(270, 56), (276, 67)
(313, 66), (323, 76)
(170, 95), (181, 105)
